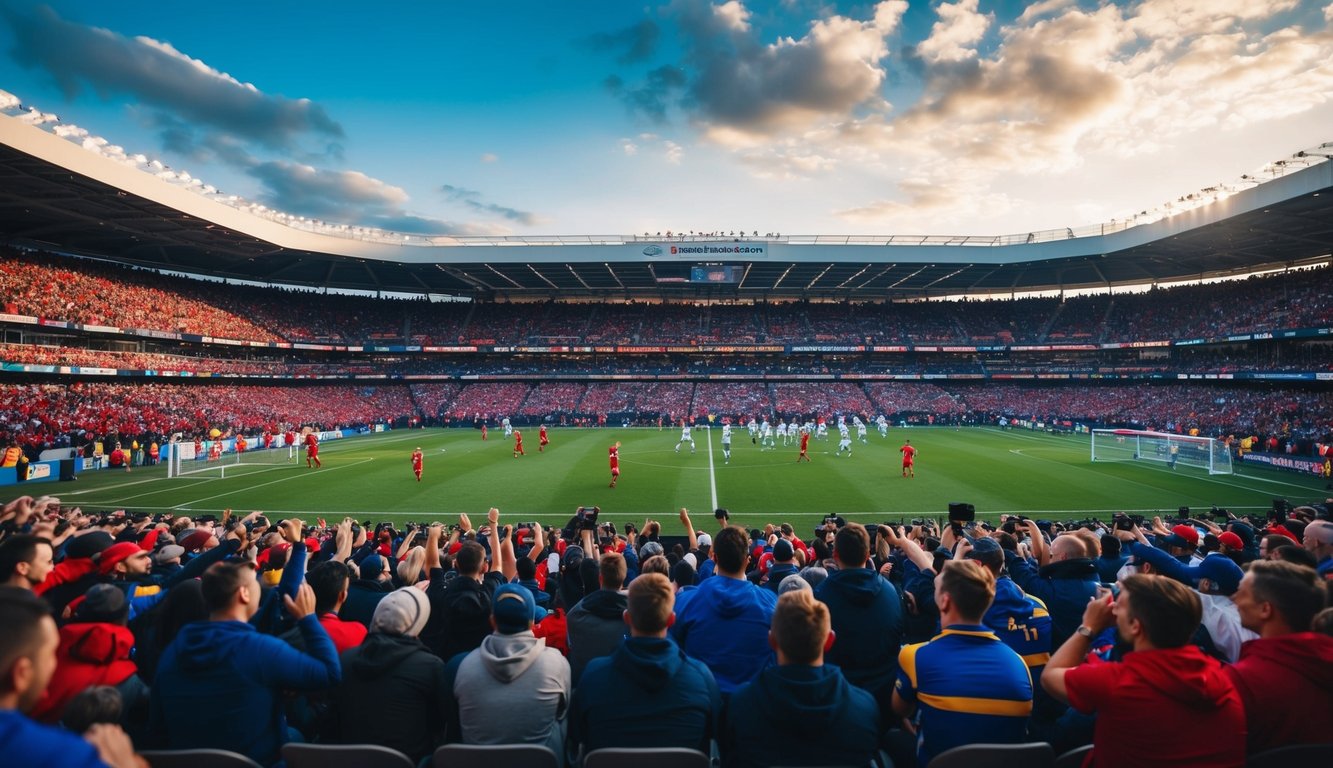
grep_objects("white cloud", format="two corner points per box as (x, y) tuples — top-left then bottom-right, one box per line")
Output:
(620, 138), (639, 155)
(664, 140), (684, 164)
(0, 89), (18, 110)
(916, 0), (992, 64)
(713, 1), (752, 32)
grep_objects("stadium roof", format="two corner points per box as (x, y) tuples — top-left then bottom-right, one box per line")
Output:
(1, 114), (1331, 300)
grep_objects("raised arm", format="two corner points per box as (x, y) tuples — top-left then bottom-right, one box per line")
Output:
(527, 523), (545, 562)
(486, 508), (503, 575)
(679, 508), (698, 551)
(885, 526), (935, 573)
(500, 525), (518, 581)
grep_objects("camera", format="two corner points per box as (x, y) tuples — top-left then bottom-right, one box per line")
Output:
(947, 502), (974, 535)
(714, 508), (730, 520)
(822, 515), (846, 528)
(576, 506), (600, 530)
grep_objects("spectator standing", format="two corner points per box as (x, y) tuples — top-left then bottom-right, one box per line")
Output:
(1005, 521), (1100, 645)
(306, 560), (367, 653)
(0, 534), (53, 590)
(422, 514), (506, 660)
(722, 590), (879, 768)
(569, 573), (721, 756)
(1042, 574), (1246, 768)
(672, 525), (777, 695)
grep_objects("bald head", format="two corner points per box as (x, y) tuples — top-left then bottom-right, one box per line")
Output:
(1050, 535), (1085, 562)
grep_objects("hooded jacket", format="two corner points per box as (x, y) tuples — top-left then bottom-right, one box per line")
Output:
(334, 632), (450, 763)
(1005, 551), (1100, 645)
(1065, 644), (1245, 768)
(0, 711), (105, 768)
(31, 622), (147, 725)
(1225, 632), (1333, 753)
(338, 576), (393, 627)
(814, 566), (904, 703)
(671, 574), (777, 693)
(445, 630), (571, 757)
(722, 664), (879, 768)
(569, 636), (721, 755)
(423, 569), (505, 660)
(565, 588), (627, 683)
(148, 616), (341, 766)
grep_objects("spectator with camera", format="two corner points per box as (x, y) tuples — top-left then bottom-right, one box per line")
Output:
(1005, 519), (1100, 645)
(1225, 560), (1333, 753)
(1043, 574), (1245, 768)
(672, 525), (777, 695)
(722, 590), (879, 768)
(569, 573), (720, 757)
(892, 560), (1033, 768)
(814, 523), (903, 719)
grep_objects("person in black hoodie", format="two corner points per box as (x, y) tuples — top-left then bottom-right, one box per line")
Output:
(565, 551), (627, 682)
(569, 573), (719, 758)
(814, 523), (903, 719)
(421, 516), (506, 660)
(332, 587), (448, 764)
(721, 590), (879, 768)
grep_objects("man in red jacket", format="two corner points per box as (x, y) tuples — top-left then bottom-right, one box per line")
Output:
(1042, 574), (1246, 768)
(31, 585), (147, 726)
(1225, 559), (1333, 753)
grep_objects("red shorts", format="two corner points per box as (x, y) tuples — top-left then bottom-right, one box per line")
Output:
(307, 446), (319, 458)
(611, 466), (620, 476)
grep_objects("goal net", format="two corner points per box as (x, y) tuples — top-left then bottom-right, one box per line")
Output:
(166, 438), (296, 479)
(1090, 429), (1233, 475)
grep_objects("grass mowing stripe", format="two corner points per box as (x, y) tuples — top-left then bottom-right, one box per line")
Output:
(706, 426), (719, 512)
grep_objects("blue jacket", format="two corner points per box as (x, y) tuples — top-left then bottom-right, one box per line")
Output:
(671, 574), (776, 694)
(0, 710), (105, 768)
(148, 616), (341, 766)
(1004, 552), (1099, 645)
(722, 664), (879, 768)
(569, 636), (721, 755)
(814, 566), (904, 702)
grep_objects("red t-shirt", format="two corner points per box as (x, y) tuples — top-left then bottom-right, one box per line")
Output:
(800, 434), (809, 449)
(1065, 646), (1245, 768)
(411, 451), (423, 469)
(900, 445), (916, 463)
(319, 613), (368, 654)
(609, 445), (619, 469)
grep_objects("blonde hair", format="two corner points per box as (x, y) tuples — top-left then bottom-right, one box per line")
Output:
(397, 546), (427, 586)
(770, 590), (830, 665)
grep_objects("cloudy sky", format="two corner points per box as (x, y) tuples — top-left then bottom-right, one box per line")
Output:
(1, 1), (1330, 237)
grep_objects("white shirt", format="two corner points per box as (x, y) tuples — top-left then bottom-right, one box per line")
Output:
(721, 425), (732, 442)
(1198, 593), (1258, 663)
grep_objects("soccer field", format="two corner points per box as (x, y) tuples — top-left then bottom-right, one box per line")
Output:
(54, 427), (1327, 533)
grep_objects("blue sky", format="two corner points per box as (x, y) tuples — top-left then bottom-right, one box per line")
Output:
(1, 1), (1330, 237)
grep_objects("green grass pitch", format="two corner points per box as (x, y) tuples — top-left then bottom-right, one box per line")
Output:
(55, 427), (1327, 535)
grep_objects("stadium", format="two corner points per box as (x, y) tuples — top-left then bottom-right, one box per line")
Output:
(1, 3), (1332, 767)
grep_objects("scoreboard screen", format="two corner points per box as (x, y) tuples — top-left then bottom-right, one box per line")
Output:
(690, 264), (742, 283)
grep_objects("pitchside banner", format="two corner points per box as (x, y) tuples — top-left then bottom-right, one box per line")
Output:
(1241, 452), (1326, 476)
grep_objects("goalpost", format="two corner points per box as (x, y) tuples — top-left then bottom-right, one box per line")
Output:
(1090, 429), (1233, 475)
(166, 439), (296, 479)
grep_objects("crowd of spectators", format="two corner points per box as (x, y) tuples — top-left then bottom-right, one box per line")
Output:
(7, 249), (1333, 348)
(0, 495), (1329, 767)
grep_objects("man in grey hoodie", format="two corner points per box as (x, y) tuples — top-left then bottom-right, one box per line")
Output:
(445, 582), (571, 757)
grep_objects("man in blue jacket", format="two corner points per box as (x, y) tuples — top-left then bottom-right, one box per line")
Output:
(149, 556), (341, 766)
(569, 573), (720, 757)
(814, 523), (903, 718)
(1005, 520), (1099, 645)
(722, 590), (879, 768)
(672, 526), (777, 695)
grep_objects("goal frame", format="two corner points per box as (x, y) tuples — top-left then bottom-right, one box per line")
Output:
(1090, 428), (1233, 475)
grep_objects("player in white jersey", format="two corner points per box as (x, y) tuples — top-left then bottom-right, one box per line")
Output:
(776, 420), (789, 446)
(877, 415), (889, 438)
(857, 421), (868, 443)
(760, 420), (774, 449)
(502, 416), (513, 437)
(721, 423), (733, 463)
(816, 421), (829, 441)
(675, 422), (696, 454)
(747, 418), (758, 441)
(837, 429), (854, 456)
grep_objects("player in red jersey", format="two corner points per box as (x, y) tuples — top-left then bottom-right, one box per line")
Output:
(797, 429), (812, 462)
(284, 429), (297, 462)
(539, 424), (549, 452)
(481, 423), (487, 441)
(411, 446), (424, 482)
(305, 431), (322, 468)
(900, 439), (916, 477)
(513, 429), (525, 457)
(609, 441), (621, 487)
